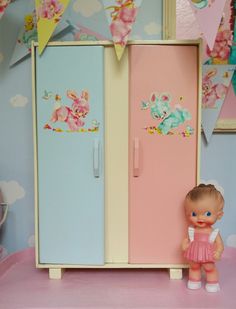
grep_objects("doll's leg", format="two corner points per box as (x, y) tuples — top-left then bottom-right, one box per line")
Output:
(189, 262), (201, 281)
(202, 262), (218, 282)
(187, 262), (202, 290)
(202, 263), (220, 292)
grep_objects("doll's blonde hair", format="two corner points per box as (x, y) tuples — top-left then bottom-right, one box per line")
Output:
(185, 183), (224, 208)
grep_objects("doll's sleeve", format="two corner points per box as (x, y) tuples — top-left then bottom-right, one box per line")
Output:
(188, 226), (194, 242)
(209, 228), (219, 243)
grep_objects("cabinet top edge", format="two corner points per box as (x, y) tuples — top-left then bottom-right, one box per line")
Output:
(32, 39), (202, 48)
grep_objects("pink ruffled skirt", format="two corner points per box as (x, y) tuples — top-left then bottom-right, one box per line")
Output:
(184, 241), (214, 263)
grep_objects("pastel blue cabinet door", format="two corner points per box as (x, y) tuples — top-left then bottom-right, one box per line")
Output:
(36, 46), (104, 265)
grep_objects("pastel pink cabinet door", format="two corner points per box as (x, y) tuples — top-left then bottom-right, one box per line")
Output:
(129, 45), (199, 264)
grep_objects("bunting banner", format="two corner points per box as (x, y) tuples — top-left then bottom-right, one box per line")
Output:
(202, 64), (235, 142)
(229, 1), (236, 94)
(232, 71), (236, 95)
(188, 0), (227, 50)
(0, 0), (10, 19)
(102, 0), (142, 61)
(203, 0), (234, 65)
(10, 9), (70, 66)
(36, 0), (70, 54)
(72, 23), (108, 41)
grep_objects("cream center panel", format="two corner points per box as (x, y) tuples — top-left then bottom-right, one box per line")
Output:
(104, 47), (129, 263)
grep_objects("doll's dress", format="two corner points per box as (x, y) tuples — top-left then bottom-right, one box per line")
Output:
(184, 227), (219, 263)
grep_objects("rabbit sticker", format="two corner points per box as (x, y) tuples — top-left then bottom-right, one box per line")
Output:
(141, 92), (193, 137)
(42, 89), (100, 133)
(202, 69), (227, 108)
(141, 93), (171, 120)
(50, 90), (89, 131)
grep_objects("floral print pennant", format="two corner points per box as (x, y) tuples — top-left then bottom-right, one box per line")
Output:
(202, 64), (236, 142)
(0, 0), (10, 19)
(35, 0), (70, 54)
(102, 0), (143, 61)
(229, 2), (236, 94)
(10, 5), (69, 66)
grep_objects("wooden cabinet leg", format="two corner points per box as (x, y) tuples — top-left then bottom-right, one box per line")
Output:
(49, 268), (64, 279)
(169, 268), (183, 280)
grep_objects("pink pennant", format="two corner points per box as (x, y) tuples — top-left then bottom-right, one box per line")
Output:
(102, 0), (142, 60)
(0, 0), (11, 19)
(188, 0), (227, 50)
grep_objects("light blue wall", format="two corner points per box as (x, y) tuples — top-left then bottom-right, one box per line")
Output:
(0, 1), (35, 256)
(201, 134), (236, 244)
(0, 0), (235, 258)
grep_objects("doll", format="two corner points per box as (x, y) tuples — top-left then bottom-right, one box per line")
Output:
(182, 184), (224, 292)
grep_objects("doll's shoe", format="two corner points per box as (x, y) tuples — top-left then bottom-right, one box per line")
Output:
(205, 283), (220, 293)
(187, 280), (202, 290)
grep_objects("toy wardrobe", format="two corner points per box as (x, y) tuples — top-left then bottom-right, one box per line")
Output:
(32, 40), (202, 279)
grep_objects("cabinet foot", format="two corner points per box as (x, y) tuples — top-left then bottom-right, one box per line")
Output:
(169, 268), (183, 280)
(49, 268), (64, 279)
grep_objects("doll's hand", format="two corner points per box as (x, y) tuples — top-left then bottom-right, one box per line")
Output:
(214, 250), (222, 261)
(182, 238), (190, 251)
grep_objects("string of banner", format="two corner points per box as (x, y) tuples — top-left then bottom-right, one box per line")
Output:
(0, 0), (236, 143)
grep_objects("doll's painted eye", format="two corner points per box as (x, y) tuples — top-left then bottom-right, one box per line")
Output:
(191, 212), (197, 217)
(205, 211), (212, 217)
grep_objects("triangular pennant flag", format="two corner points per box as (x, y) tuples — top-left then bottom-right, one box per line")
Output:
(229, 9), (236, 94)
(202, 65), (236, 142)
(0, 0), (10, 19)
(188, 0), (227, 50)
(36, 0), (70, 54)
(102, 0), (142, 60)
(232, 71), (236, 95)
(10, 8), (70, 66)
(71, 22), (108, 41)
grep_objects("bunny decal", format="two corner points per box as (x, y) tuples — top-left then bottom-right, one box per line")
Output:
(50, 90), (90, 131)
(158, 107), (191, 135)
(190, 0), (209, 9)
(141, 92), (192, 136)
(41, 88), (101, 133)
(141, 93), (171, 120)
(202, 69), (227, 108)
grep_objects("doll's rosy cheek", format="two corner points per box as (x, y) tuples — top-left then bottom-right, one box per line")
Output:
(189, 215), (197, 223)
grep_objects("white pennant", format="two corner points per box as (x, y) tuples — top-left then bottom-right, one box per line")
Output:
(188, 0), (227, 50)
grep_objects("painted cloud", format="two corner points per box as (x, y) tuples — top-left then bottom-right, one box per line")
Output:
(226, 234), (236, 248)
(28, 234), (35, 247)
(200, 179), (224, 196)
(10, 94), (29, 108)
(73, 0), (102, 17)
(0, 181), (25, 205)
(144, 22), (161, 35)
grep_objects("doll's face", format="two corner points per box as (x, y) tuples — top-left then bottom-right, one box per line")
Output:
(185, 196), (223, 228)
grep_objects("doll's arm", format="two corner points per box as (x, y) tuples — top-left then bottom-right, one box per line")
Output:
(182, 227), (194, 251)
(182, 237), (190, 251)
(213, 233), (224, 261)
